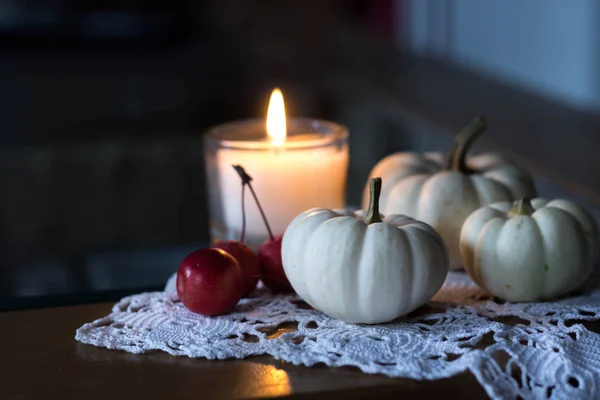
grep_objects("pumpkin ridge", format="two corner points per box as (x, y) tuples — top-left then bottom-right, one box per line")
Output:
(534, 207), (592, 295)
(319, 217), (366, 317)
(385, 215), (418, 228)
(543, 200), (599, 263)
(527, 211), (548, 299)
(469, 174), (514, 205)
(473, 217), (505, 290)
(378, 173), (430, 215)
(481, 175), (518, 198)
(502, 212), (546, 301)
(350, 223), (369, 321)
(478, 166), (536, 199)
(399, 226), (416, 308)
(464, 173), (484, 210)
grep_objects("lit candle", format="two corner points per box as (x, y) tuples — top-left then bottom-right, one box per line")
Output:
(204, 88), (349, 248)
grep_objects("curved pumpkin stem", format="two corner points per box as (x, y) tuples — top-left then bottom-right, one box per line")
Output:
(445, 116), (487, 173)
(364, 177), (383, 225)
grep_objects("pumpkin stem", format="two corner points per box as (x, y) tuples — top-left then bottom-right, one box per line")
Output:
(508, 197), (535, 217)
(232, 165), (275, 241)
(364, 177), (383, 225)
(445, 116), (487, 172)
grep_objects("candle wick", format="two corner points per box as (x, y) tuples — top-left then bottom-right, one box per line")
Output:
(232, 164), (275, 241)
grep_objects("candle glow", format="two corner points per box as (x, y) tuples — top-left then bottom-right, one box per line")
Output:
(207, 88), (349, 249)
(266, 88), (287, 147)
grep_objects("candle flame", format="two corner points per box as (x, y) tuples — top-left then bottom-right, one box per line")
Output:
(266, 88), (286, 146)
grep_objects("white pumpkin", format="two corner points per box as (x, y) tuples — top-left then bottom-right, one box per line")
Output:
(282, 177), (449, 324)
(460, 198), (599, 302)
(363, 117), (536, 270)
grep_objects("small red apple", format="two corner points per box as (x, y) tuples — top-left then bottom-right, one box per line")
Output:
(212, 240), (260, 296)
(176, 248), (244, 316)
(257, 234), (293, 293)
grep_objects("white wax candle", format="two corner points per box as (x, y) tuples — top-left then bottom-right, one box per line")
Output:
(216, 138), (348, 243)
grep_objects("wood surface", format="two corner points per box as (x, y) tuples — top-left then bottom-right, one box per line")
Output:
(0, 302), (488, 399)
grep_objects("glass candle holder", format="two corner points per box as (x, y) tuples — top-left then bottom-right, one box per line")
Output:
(204, 117), (349, 249)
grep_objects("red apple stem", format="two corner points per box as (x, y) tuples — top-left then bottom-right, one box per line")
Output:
(232, 164), (249, 242)
(240, 181), (247, 243)
(232, 165), (275, 241)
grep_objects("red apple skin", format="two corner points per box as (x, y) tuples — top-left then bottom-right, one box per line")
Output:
(176, 248), (244, 316)
(257, 234), (293, 293)
(212, 240), (260, 296)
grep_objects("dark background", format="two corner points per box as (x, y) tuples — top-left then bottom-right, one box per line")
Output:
(1, 0), (599, 309)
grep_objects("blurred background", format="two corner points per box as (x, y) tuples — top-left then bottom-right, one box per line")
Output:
(1, 0), (599, 309)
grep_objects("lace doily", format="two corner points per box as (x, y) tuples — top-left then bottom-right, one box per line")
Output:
(76, 271), (600, 400)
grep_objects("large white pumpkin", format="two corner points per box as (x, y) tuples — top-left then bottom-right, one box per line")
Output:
(363, 117), (536, 270)
(460, 198), (599, 302)
(282, 178), (449, 324)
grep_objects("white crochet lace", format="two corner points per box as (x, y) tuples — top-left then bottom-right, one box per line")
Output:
(76, 271), (600, 400)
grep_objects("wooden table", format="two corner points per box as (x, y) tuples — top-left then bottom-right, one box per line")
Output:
(0, 303), (488, 399)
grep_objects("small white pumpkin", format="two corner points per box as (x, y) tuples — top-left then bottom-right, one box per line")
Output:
(363, 117), (536, 270)
(282, 177), (449, 324)
(460, 198), (599, 302)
